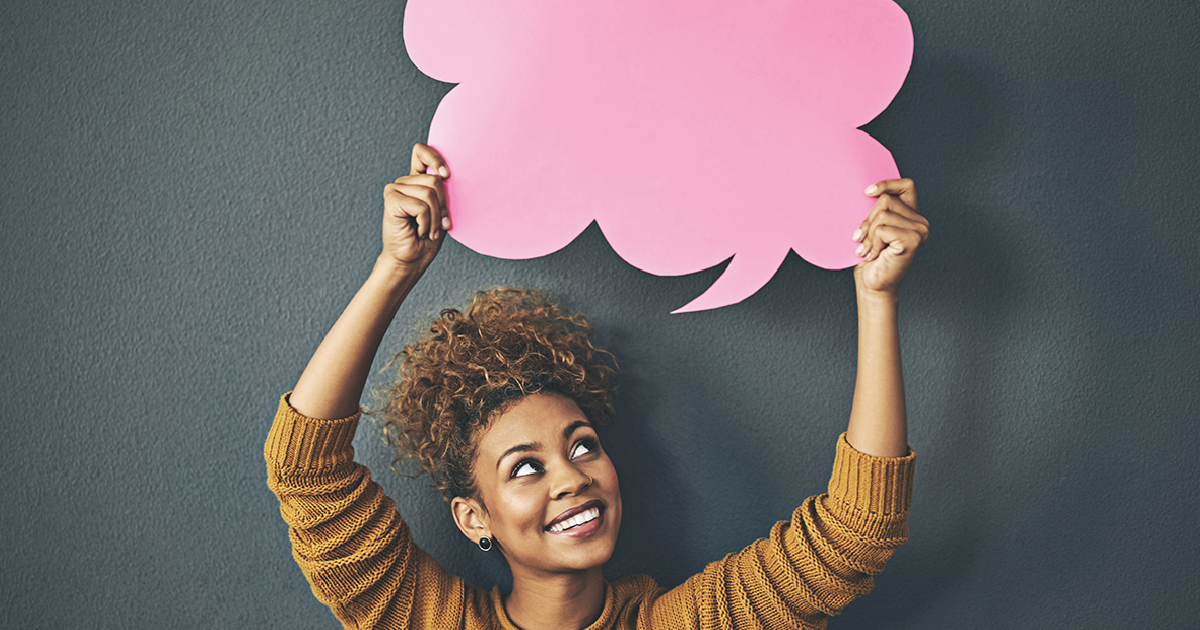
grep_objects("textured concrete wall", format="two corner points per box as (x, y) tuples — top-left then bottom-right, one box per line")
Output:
(2, 1), (1198, 628)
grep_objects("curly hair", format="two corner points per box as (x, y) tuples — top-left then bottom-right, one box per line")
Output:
(374, 287), (618, 501)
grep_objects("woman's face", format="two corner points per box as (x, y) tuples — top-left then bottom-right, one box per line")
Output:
(469, 392), (621, 576)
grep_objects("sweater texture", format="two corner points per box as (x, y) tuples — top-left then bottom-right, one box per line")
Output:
(265, 394), (915, 629)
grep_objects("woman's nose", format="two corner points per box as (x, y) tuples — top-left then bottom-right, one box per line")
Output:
(551, 464), (592, 500)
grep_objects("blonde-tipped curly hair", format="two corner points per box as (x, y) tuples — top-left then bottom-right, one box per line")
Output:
(376, 288), (618, 501)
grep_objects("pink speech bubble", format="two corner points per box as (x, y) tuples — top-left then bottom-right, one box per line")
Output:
(405, 0), (912, 313)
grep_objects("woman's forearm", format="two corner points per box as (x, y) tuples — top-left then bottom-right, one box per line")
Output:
(289, 256), (423, 420)
(845, 289), (908, 458)
(287, 144), (451, 419)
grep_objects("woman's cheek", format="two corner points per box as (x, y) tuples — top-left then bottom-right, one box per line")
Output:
(503, 486), (548, 531)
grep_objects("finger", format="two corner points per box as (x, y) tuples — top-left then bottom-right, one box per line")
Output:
(393, 183), (443, 239)
(854, 195), (889, 243)
(864, 178), (918, 212)
(861, 215), (928, 261)
(429, 174), (450, 232)
(394, 174), (448, 226)
(394, 173), (443, 187)
(861, 223), (893, 262)
(856, 194), (899, 243)
(854, 192), (927, 243)
(385, 184), (433, 238)
(391, 173), (446, 223)
(874, 193), (928, 230)
(865, 224), (922, 262)
(385, 181), (437, 214)
(410, 143), (450, 178)
(858, 203), (923, 257)
(408, 196), (430, 239)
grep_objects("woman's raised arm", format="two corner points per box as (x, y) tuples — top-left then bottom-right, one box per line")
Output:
(266, 145), (478, 630)
(845, 178), (929, 457)
(289, 143), (452, 420)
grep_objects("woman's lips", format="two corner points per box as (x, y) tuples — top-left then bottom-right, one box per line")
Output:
(546, 500), (605, 536)
(547, 508), (604, 538)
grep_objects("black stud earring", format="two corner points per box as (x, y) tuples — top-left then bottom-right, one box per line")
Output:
(478, 536), (492, 552)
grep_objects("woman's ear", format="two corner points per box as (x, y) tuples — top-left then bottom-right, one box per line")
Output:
(451, 496), (489, 543)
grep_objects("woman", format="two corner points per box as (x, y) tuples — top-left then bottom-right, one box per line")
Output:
(265, 143), (929, 629)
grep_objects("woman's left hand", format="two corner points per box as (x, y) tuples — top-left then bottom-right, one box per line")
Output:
(852, 178), (929, 296)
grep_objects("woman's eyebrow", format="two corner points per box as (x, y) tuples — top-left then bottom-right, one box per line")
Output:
(496, 442), (541, 471)
(496, 421), (593, 471)
(562, 420), (591, 440)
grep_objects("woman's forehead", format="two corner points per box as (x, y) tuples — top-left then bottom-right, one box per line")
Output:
(479, 393), (590, 451)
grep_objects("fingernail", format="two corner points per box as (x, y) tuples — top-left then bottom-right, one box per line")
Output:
(438, 166), (449, 177)
(852, 228), (862, 241)
(864, 184), (878, 195)
(441, 217), (451, 229)
(856, 243), (867, 257)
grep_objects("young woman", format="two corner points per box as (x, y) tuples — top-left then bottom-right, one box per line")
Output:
(265, 143), (929, 630)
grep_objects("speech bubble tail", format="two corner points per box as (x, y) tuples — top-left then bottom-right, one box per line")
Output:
(670, 248), (789, 314)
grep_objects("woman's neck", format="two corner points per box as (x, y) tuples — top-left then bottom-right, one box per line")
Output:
(505, 566), (606, 630)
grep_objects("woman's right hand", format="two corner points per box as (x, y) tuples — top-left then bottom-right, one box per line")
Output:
(381, 143), (451, 273)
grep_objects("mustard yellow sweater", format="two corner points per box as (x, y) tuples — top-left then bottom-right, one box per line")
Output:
(265, 395), (915, 630)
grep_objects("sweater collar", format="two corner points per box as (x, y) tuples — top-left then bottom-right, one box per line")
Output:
(490, 581), (615, 630)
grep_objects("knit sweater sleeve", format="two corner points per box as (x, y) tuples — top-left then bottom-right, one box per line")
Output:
(643, 433), (915, 630)
(264, 394), (481, 630)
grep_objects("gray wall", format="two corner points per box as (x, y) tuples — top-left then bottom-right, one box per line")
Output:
(3, 1), (1198, 628)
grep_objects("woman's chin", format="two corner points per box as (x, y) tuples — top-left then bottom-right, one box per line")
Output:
(552, 512), (619, 567)
(531, 523), (621, 573)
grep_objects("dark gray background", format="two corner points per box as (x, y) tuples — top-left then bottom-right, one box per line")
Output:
(3, 1), (1198, 628)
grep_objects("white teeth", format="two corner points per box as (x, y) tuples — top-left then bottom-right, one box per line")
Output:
(549, 507), (600, 533)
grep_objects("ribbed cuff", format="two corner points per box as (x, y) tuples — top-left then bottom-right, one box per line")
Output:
(264, 392), (362, 473)
(827, 432), (915, 518)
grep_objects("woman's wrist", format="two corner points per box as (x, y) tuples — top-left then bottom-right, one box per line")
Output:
(856, 285), (900, 316)
(371, 254), (426, 296)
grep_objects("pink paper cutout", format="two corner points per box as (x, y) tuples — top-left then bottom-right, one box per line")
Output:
(404, 0), (912, 313)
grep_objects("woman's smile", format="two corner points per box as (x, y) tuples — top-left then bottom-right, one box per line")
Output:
(546, 500), (604, 535)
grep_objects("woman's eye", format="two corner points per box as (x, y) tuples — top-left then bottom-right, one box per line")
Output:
(570, 438), (597, 460)
(512, 460), (542, 478)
